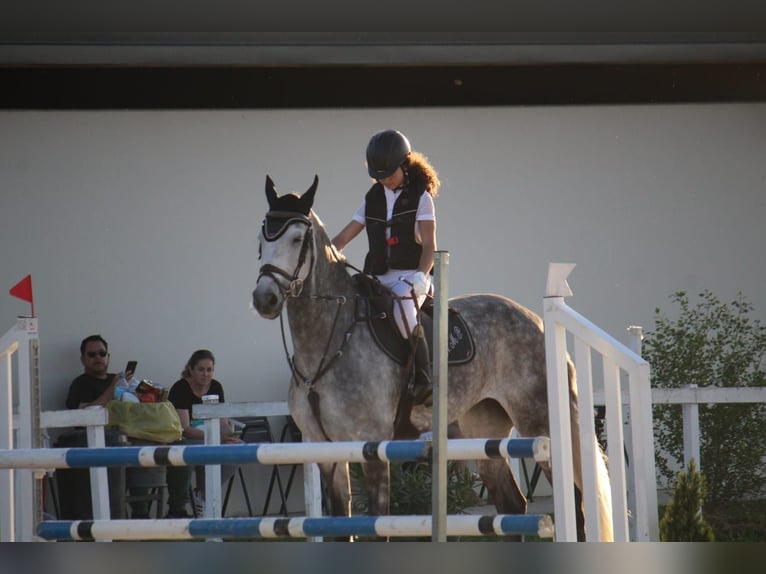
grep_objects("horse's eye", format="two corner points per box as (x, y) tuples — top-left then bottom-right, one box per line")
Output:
(258, 243), (262, 260)
(293, 235), (303, 244)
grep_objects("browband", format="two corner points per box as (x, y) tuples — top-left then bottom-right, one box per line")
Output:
(262, 210), (312, 242)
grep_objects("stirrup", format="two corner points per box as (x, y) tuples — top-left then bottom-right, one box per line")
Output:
(412, 384), (433, 407)
(410, 368), (433, 406)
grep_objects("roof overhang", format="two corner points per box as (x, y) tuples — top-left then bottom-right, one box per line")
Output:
(3, 33), (766, 67)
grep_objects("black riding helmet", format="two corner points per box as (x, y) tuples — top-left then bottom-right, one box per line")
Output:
(366, 129), (411, 179)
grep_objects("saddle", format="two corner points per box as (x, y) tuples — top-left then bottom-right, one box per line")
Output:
(351, 273), (475, 367)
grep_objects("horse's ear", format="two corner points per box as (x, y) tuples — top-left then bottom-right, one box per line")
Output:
(265, 175), (278, 208)
(299, 174), (319, 213)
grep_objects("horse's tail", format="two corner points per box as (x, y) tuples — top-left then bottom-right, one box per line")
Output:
(569, 358), (614, 542)
(595, 438), (615, 542)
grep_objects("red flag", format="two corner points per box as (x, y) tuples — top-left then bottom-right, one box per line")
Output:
(9, 274), (35, 315)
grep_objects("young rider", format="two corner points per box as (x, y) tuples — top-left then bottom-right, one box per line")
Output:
(332, 129), (441, 405)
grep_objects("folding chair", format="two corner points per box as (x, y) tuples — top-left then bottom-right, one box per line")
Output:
(229, 416), (287, 517)
(205, 418), (252, 517)
(222, 466), (253, 517)
(263, 416), (302, 516)
(125, 467), (167, 518)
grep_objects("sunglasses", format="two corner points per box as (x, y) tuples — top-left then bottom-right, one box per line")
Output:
(86, 350), (108, 358)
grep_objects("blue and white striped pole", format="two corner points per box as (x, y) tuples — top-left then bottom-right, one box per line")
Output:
(0, 437), (549, 470)
(37, 514), (554, 541)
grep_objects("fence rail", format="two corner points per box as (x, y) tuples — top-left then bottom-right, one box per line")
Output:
(544, 263), (659, 542)
(595, 384), (766, 475)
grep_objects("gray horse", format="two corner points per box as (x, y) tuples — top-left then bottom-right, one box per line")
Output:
(252, 175), (613, 541)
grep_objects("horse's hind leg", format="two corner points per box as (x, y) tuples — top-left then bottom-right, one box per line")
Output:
(476, 458), (526, 510)
(458, 400), (527, 541)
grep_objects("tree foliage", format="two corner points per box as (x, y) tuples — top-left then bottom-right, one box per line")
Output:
(643, 290), (766, 505)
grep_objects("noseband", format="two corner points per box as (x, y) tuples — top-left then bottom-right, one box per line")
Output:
(258, 210), (314, 297)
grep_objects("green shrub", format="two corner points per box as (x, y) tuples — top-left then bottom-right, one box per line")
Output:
(350, 461), (483, 515)
(659, 459), (715, 541)
(643, 290), (766, 505)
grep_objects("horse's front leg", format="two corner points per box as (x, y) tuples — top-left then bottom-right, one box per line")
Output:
(362, 460), (391, 516)
(318, 461), (351, 517)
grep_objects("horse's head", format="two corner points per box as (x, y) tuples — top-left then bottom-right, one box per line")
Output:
(252, 175), (318, 319)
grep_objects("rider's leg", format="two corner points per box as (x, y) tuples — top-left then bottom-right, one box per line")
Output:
(409, 324), (432, 405)
(391, 280), (432, 406)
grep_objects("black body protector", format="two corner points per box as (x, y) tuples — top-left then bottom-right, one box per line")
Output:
(362, 181), (426, 276)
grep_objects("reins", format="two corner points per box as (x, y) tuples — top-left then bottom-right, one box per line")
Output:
(258, 211), (358, 390)
(278, 293), (357, 389)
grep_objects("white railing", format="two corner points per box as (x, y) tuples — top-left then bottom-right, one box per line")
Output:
(1, 317), (40, 542)
(595, 383), (766, 476)
(544, 263), (659, 542)
(9, 400), (292, 542)
(192, 402), (320, 514)
(8, 408), (112, 542)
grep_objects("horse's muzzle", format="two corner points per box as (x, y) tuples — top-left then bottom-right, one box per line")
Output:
(252, 278), (284, 319)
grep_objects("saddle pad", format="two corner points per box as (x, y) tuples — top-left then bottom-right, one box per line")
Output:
(352, 273), (475, 365)
(421, 306), (476, 365)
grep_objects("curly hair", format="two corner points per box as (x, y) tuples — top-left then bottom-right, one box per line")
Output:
(403, 150), (440, 198)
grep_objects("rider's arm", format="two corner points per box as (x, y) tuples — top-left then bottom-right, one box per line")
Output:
(332, 220), (365, 251)
(417, 219), (436, 275)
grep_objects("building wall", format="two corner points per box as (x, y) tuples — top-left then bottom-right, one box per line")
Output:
(1, 103), (765, 412)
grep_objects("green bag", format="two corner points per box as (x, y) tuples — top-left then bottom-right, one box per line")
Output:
(106, 400), (183, 444)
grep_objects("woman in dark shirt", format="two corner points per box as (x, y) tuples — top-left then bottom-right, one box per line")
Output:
(168, 349), (241, 516)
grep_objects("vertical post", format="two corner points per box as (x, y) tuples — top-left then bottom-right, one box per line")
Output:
(303, 462), (323, 542)
(203, 415), (223, 543)
(627, 326), (643, 356)
(602, 358), (629, 541)
(30, 337), (43, 536)
(573, 336), (601, 541)
(544, 302), (577, 541)
(431, 251), (449, 542)
(203, 417), (223, 519)
(682, 384), (700, 472)
(544, 263), (577, 541)
(624, 325), (643, 540)
(86, 413), (112, 540)
(6, 318), (39, 542)
(0, 343), (16, 541)
(632, 361), (660, 540)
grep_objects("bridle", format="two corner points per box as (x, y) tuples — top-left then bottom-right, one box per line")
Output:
(256, 210), (357, 391)
(257, 210), (315, 298)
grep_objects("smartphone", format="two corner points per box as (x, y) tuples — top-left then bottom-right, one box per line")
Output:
(125, 360), (138, 376)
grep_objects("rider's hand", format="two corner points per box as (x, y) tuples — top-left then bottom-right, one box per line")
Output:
(410, 271), (429, 298)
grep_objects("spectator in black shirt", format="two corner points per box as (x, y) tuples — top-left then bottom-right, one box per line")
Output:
(65, 334), (132, 409)
(168, 349), (241, 516)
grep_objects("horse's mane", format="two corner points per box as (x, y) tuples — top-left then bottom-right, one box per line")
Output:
(310, 209), (348, 266)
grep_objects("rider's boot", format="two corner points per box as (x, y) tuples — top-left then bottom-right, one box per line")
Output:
(409, 325), (433, 406)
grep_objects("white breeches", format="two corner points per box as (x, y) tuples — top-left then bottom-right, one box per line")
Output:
(377, 269), (431, 339)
